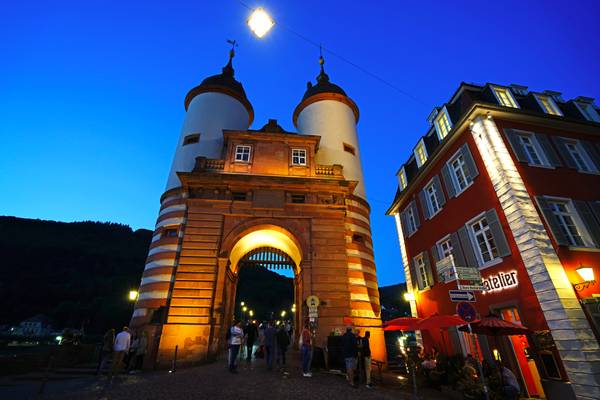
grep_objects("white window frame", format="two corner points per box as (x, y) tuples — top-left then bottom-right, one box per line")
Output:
(546, 196), (594, 248)
(424, 179), (441, 217)
(398, 166), (408, 191)
(575, 102), (600, 123)
(413, 253), (430, 290)
(534, 94), (563, 116)
(406, 206), (417, 236)
(234, 145), (252, 163)
(466, 212), (502, 269)
(491, 86), (520, 109)
(561, 138), (598, 173)
(434, 107), (453, 141)
(291, 148), (307, 166)
(447, 150), (472, 196)
(515, 131), (549, 167)
(436, 235), (453, 259)
(414, 139), (428, 168)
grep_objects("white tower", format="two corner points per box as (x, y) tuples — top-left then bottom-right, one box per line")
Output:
(165, 50), (254, 190)
(293, 57), (366, 198)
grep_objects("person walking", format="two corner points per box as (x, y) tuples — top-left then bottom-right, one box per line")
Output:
(276, 324), (290, 368)
(264, 321), (277, 370)
(131, 331), (147, 373)
(228, 321), (244, 373)
(97, 328), (114, 375)
(342, 326), (358, 388)
(127, 331), (138, 372)
(244, 320), (258, 362)
(362, 331), (373, 388)
(109, 327), (131, 381)
(300, 322), (312, 377)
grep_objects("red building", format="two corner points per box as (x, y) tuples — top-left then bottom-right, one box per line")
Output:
(387, 83), (600, 400)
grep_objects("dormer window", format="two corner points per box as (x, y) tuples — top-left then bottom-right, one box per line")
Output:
(291, 149), (307, 166)
(535, 94), (562, 116)
(574, 99), (600, 122)
(398, 167), (408, 190)
(434, 108), (452, 140)
(414, 139), (428, 168)
(234, 145), (251, 163)
(492, 86), (519, 108)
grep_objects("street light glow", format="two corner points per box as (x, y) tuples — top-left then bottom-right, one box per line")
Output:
(403, 292), (415, 302)
(247, 8), (274, 38)
(241, 301), (245, 306)
(243, 306), (248, 312)
(280, 310), (286, 317)
(129, 290), (138, 301)
(249, 310), (254, 317)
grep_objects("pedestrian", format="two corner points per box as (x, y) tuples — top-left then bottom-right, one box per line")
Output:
(109, 326), (131, 380)
(498, 362), (520, 400)
(228, 320), (244, 373)
(244, 320), (258, 362)
(299, 322), (312, 377)
(264, 321), (277, 370)
(131, 331), (147, 373)
(362, 331), (373, 388)
(127, 331), (138, 372)
(276, 323), (290, 368)
(342, 326), (358, 388)
(97, 328), (114, 375)
(286, 321), (294, 346)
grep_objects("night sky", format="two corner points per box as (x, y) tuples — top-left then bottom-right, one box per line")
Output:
(2, 1), (599, 286)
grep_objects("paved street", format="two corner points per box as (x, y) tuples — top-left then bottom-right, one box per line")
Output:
(0, 351), (450, 400)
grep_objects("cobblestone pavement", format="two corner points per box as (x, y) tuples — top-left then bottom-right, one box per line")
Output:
(6, 352), (450, 400)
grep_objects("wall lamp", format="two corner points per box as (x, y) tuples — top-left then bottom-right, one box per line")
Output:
(573, 266), (596, 291)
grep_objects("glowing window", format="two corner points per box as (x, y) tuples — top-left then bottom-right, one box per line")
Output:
(414, 141), (428, 167)
(535, 95), (562, 116)
(435, 110), (452, 140)
(493, 87), (519, 108)
(398, 167), (408, 190)
(291, 149), (307, 166)
(235, 145), (251, 162)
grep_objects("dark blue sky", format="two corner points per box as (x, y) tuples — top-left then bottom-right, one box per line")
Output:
(2, 1), (599, 286)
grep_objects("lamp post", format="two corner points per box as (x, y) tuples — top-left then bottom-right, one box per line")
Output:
(247, 8), (275, 38)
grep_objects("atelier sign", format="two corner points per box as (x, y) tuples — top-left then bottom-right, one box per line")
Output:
(482, 270), (518, 293)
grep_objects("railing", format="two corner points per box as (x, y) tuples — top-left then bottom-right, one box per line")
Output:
(193, 157), (224, 172)
(315, 164), (343, 177)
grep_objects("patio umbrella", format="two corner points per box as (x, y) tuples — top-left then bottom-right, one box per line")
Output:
(383, 316), (422, 331)
(416, 313), (467, 330)
(458, 314), (531, 336)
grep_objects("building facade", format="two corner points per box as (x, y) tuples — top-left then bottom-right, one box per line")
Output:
(387, 83), (600, 400)
(130, 52), (386, 367)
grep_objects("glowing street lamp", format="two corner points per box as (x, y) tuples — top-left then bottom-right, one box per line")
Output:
(129, 290), (139, 301)
(574, 266), (596, 291)
(280, 310), (286, 318)
(249, 310), (254, 317)
(247, 8), (275, 38)
(241, 301), (245, 306)
(403, 292), (415, 302)
(243, 306), (248, 312)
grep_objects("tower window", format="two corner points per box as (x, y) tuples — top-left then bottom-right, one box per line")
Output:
(234, 145), (252, 163)
(292, 149), (307, 166)
(352, 233), (365, 244)
(162, 227), (178, 238)
(291, 194), (306, 204)
(343, 143), (356, 155)
(232, 192), (247, 201)
(183, 134), (200, 146)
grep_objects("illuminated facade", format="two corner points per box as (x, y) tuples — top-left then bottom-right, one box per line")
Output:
(387, 83), (600, 400)
(130, 52), (386, 367)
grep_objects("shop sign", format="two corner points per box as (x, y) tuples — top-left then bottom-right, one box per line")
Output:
(482, 270), (518, 293)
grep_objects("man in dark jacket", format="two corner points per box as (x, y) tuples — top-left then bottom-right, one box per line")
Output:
(244, 321), (258, 362)
(342, 326), (358, 387)
(276, 324), (290, 367)
(362, 331), (372, 388)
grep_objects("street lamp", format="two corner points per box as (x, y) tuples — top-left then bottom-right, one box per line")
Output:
(247, 8), (275, 38)
(403, 292), (415, 302)
(574, 266), (596, 291)
(241, 301), (245, 306)
(129, 290), (138, 301)
(280, 310), (286, 318)
(249, 310), (254, 317)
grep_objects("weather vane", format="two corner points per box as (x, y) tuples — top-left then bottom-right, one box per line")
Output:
(227, 39), (238, 58)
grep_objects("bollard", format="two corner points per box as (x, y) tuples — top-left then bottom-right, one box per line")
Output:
(169, 345), (178, 373)
(38, 354), (54, 396)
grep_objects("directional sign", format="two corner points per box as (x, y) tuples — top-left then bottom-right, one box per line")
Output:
(455, 267), (482, 281)
(457, 302), (477, 322)
(449, 290), (476, 302)
(458, 283), (486, 291)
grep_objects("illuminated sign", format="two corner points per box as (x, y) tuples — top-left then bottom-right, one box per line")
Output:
(482, 270), (518, 293)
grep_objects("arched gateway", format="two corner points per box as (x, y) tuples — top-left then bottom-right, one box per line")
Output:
(130, 51), (387, 367)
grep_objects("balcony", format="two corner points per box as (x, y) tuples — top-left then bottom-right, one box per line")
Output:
(193, 157), (224, 172)
(315, 164), (343, 177)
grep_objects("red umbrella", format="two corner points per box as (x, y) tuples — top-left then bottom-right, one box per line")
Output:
(416, 313), (467, 330)
(459, 314), (531, 336)
(383, 316), (422, 331)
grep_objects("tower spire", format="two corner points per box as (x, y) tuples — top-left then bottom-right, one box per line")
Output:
(223, 39), (238, 77)
(317, 45), (329, 83)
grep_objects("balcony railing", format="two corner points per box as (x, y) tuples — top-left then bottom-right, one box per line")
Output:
(193, 157), (224, 172)
(315, 164), (343, 177)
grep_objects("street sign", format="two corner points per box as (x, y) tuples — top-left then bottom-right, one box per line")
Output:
(457, 302), (477, 322)
(455, 267), (482, 281)
(306, 295), (320, 308)
(436, 255), (455, 284)
(308, 306), (318, 318)
(458, 283), (486, 291)
(449, 290), (476, 302)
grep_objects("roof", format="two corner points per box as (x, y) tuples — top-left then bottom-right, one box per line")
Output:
(302, 67), (347, 101)
(387, 82), (600, 214)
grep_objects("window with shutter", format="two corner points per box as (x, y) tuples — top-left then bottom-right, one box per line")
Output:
(552, 137), (599, 173)
(413, 253), (432, 290)
(463, 210), (509, 267)
(537, 196), (596, 248)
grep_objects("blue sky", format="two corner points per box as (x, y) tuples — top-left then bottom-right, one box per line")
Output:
(1, 1), (599, 286)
